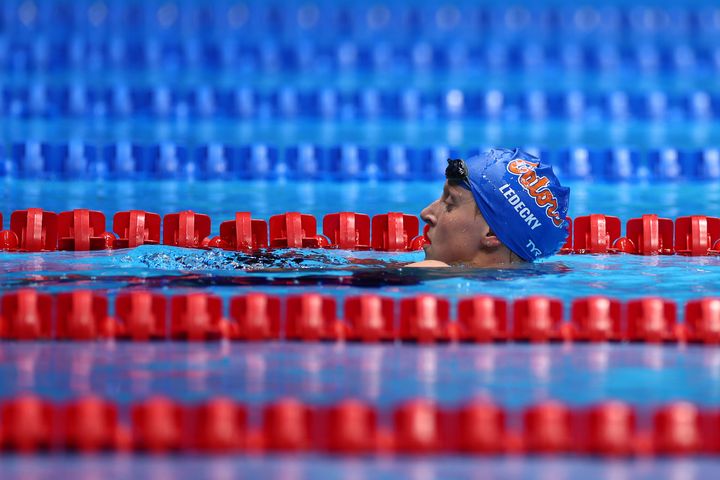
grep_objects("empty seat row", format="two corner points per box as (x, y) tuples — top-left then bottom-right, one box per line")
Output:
(2, 143), (720, 182)
(2, 85), (719, 121)
(0, 395), (718, 455)
(1, 290), (719, 344)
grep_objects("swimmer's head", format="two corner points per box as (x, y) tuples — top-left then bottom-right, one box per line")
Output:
(420, 148), (570, 266)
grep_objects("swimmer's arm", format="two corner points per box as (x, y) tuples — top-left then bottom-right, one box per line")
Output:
(405, 260), (450, 268)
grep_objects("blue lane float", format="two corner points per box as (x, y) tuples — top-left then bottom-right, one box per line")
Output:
(1, 1), (719, 42)
(5, 36), (720, 73)
(3, 142), (720, 182)
(2, 84), (718, 121)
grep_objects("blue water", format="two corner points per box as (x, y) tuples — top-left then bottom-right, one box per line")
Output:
(2, 181), (720, 310)
(2, 247), (720, 317)
(2, 180), (720, 224)
(5, 0), (720, 478)
(3, 164), (720, 480)
(2, 342), (720, 408)
(5, 456), (720, 480)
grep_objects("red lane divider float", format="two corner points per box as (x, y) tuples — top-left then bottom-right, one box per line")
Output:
(457, 296), (509, 342)
(170, 292), (228, 341)
(285, 294), (340, 341)
(2, 396), (720, 456)
(573, 214), (621, 254)
(113, 210), (162, 248)
(229, 293), (281, 341)
(269, 212), (327, 249)
(3, 209), (717, 255)
(372, 212), (424, 251)
(57, 209), (115, 251)
(163, 210), (212, 249)
(569, 296), (623, 342)
(115, 291), (167, 341)
(0, 290), (53, 340)
(3, 208), (58, 252)
(344, 294), (396, 342)
(512, 296), (565, 342)
(398, 295), (451, 343)
(55, 291), (114, 340)
(615, 214), (675, 255)
(324, 212), (371, 250)
(675, 216), (720, 256)
(2, 290), (720, 344)
(214, 212), (268, 251)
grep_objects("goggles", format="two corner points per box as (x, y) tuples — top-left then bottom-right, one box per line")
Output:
(445, 158), (469, 184)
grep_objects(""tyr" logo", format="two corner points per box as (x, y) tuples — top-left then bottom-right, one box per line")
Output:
(526, 239), (542, 257)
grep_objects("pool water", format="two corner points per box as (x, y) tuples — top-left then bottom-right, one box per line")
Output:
(2, 180), (720, 309)
(4, 0), (720, 478)
(2, 179), (720, 478)
(3, 342), (720, 408)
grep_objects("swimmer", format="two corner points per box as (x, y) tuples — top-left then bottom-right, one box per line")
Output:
(408, 148), (570, 268)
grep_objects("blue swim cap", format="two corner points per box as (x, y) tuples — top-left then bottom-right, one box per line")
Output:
(452, 148), (570, 262)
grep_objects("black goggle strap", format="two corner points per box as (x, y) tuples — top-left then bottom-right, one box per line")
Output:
(445, 158), (469, 184)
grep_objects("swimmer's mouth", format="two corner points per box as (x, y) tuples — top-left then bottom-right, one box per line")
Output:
(423, 224), (431, 244)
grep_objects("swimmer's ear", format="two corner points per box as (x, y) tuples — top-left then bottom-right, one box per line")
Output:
(484, 228), (503, 248)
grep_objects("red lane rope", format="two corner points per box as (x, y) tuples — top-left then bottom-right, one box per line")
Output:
(0, 396), (716, 456)
(1, 209), (720, 255)
(0, 210), (424, 253)
(1, 290), (719, 344)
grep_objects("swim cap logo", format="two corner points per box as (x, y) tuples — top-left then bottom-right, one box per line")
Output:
(506, 159), (563, 227)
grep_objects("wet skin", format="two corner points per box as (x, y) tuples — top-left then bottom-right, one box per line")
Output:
(407, 181), (522, 268)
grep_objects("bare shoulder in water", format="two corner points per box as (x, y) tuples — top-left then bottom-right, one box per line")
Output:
(406, 260), (451, 267)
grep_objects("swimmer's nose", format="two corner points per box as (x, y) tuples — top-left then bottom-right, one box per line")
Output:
(420, 200), (438, 227)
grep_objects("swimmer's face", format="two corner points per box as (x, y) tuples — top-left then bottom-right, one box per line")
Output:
(420, 181), (499, 265)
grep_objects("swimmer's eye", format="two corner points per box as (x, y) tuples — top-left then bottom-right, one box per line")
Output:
(444, 199), (454, 212)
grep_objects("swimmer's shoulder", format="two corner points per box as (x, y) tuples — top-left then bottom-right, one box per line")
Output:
(405, 260), (450, 268)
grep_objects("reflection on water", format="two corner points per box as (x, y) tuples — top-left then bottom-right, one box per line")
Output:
(2, 343), (720, 408)
(0, 244), (571, 297)
(3, 455), (718, 480)
(2, 343), (720, 477)
(1, 244), (718, 316)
